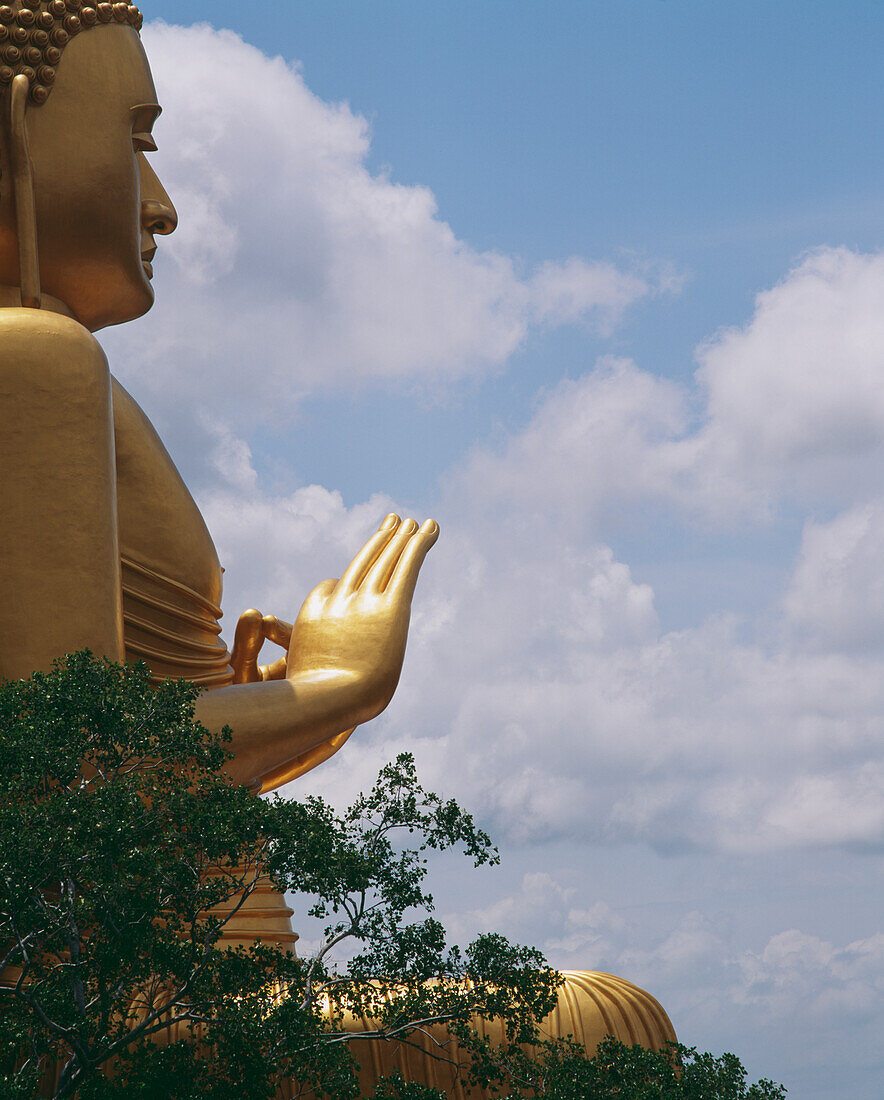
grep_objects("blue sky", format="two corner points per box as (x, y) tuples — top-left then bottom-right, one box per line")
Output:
(105, 4), (884, 1096)
(145, 0), (884, 509)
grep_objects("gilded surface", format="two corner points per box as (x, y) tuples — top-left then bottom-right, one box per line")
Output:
(0, 2), (676, 1087)
(343, 972), (678, 1099)
(0, 7), (439, 799)
(113, 377), (233, 688)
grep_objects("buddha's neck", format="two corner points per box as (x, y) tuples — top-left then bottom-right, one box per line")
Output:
(0, 283), (75, 319)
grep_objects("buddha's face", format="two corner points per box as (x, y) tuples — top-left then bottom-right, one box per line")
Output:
(15, 25), (177, 331)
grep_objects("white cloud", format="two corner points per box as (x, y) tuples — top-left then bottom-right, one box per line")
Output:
(438, 870), (884, 1089)
(106, 28), (884, 863)
(94, 30), (884, 1080)
(195, 254), (884, 855)
(206, 432), (884, 856)
(450, 356), (690, 532)
(629, 917), (884, 1090)
(736, 928), (884, 1020)
(782, 501), (884, 652)
(452, 247), (884, 533)
(694, 248), (884, 508)
(95, 30), (884, 862)
(527, 258), (674, 332)
(200, 477), (397, 627)
(101, 21), (663, 439)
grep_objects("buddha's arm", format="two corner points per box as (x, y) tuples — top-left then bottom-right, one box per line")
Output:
(195, 515), (438, 792)
(196, 674), (368, 791)
(0, 311), (124, 680)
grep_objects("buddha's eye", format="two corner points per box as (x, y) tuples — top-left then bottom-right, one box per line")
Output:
(132, 132), (158, 153)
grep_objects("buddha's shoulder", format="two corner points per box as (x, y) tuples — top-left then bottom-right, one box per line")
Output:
(0, 308), (106, 373)
(111, 375), (171, 448)
(111, 378), (200, 505)
(111, 375), (206, 518)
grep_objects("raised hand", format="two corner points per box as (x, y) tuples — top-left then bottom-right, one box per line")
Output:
(230, 513), (438, 729)
(285, 513), (438, 724)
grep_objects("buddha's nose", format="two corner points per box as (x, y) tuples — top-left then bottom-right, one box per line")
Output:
(138, 152), (178, 237)
(142, 199), (178, 237)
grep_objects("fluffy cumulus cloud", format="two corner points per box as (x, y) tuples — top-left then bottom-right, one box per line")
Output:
(453, 247), (884, 528)
(197, 421), (398, 623)
(430, 872), (884, 1098)
(205, 429), (884, 856)
(782, 501), (884, 653)
(693, 248), (884, 511)
(665, 922), (884, 1093)
(99, 23), (884, 1094)
(101, 21), (663, 433)
(735, 927), (884, 1021)
(450, 356), (691, 530)
(189, 242), (884, 857)
(104, 23), (884, 859)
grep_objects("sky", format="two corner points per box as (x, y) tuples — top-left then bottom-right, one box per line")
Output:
(102, 3), (883, 1096)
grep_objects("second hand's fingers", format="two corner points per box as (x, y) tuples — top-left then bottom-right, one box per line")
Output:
(364, 517), (419, 593)
(230, 608), (264, 684)
(335, 513), (401, 595)
(259, 656), (288, 681)
(262, 615), (294, 649)
(386, 519), (439, 600)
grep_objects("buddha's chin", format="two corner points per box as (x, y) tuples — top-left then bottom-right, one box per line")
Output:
(75, 276), (156, 333)
(36, 249), (157, 331)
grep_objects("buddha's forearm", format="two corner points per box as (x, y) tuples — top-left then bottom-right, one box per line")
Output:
(194, 671), (368, 789)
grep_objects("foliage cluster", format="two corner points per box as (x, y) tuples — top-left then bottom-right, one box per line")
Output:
(0, 654), (786, 1099)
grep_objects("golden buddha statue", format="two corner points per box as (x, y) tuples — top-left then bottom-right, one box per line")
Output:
(0, 3), (675, 1091)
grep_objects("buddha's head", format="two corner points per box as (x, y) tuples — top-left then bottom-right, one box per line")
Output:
(0, 1), (177, 330)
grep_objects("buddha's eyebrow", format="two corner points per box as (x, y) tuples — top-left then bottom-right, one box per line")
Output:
(130, 103), (162, 132)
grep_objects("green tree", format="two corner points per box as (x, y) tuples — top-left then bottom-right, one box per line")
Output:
(458, 1035), (788, 1099)
(0, 653), (557, 1098)
(0, 653), (786, 1099)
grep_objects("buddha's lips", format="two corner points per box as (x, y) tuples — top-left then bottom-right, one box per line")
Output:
(142, 244), (157, 280)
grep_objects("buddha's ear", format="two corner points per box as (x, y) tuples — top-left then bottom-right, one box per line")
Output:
(8, 76), (40, 310)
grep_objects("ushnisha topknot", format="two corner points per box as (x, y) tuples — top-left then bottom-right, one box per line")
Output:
(0, 0), (143, 105)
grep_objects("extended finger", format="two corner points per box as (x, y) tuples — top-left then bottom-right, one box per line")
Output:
(262, 615), (293, 650)
(335, 514), (400, 595)
(364, 517), (419, 593)
(386, 519), (439, 600)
